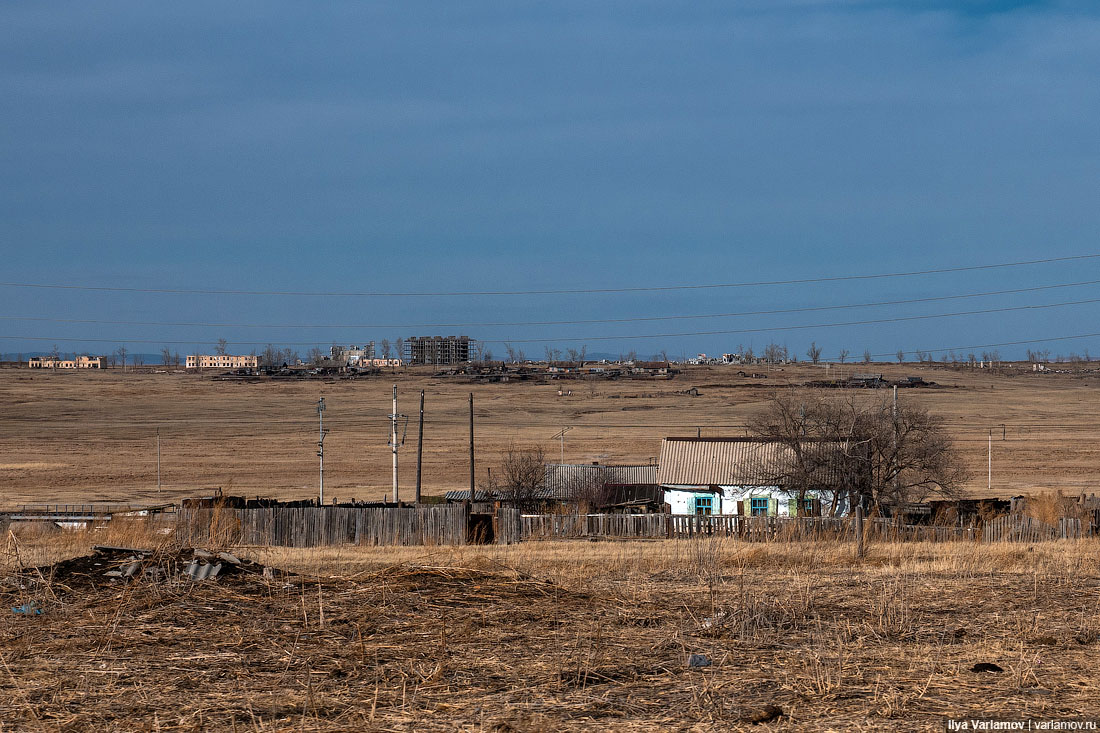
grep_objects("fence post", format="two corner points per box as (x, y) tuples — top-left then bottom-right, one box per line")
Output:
(854, 505), (865, 559)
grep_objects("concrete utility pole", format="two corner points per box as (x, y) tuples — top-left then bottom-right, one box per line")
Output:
(390, 385), (399, 503)
(415, 389), (425, 504)
(551, 426), (573, 464)
(317, 398), (327, 505)
(156, 428), (161, 495)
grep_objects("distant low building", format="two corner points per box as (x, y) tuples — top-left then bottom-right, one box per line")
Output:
(658, 437), (854, 517)
(331, 343), (375, 365)
(185, 354), (259, 369)
(28, 356), (104, 369)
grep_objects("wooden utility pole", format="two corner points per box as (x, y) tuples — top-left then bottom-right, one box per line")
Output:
(415, 389), (424, 504)
(467, 392), (475, 507)
(854, 505), (865, 559)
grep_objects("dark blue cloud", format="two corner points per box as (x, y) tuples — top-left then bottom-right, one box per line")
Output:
(1, 1), (1098, 359)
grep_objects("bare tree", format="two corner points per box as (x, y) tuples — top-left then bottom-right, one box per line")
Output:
(863, 350), (872, 364)
(750, 391), (966, 515)
(307, 347), (326, 366)
(395, 338), (404, 362)
(50, 344), (61, 362)
(896, 349), (905, 364)
(282, 348), (298, 365)
(764, 343), (787, 364)
(380, 339), (392, 359)
(504, 343), (518, 363)
(807, 342), (822, 364)
(116, 346), (128, 371)
(837, 349), (849, 364)
(261, 344), (280, 367)
(161, 347), (172, 366)
(215, 338), (228, 356)
(490, 444), (547, 512)
(544, 346), (555, 365)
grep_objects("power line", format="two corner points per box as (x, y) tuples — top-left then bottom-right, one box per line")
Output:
(0, 253), (1096, 297)
(2, 277), (1098, 330)
(3, 296), (1100, 346)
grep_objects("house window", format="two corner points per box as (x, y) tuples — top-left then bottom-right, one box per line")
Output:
(694, 496), (714, 515)
(802, 498), (817, 515)
(750, 497), (769, 516)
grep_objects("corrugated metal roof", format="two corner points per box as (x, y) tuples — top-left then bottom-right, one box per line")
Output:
(657, 437), (853, 487)
(543, 464), (658, 499)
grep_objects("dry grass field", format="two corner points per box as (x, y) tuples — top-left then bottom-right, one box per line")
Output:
(1, 362), (1098, 507)
(2, 528), (1099, 730)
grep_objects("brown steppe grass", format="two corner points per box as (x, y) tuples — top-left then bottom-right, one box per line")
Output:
(2, 361), (1099, 506)
(2, 526), (1099, 730)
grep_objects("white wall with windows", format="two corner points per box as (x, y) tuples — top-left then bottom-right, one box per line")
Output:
(662, 485), (844, 516)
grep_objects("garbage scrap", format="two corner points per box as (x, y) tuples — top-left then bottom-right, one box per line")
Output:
(13, 545), (275, 591)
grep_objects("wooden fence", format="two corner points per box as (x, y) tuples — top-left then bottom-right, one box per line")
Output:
(509, 512), (1095, 543)
(178, 505), (469, 547)
(174, 505), (1094, 548)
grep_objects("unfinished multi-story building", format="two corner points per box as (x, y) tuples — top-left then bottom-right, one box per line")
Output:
(403, 336), (472, 366)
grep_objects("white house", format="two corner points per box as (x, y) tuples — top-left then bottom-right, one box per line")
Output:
(657, 437), (853, 517)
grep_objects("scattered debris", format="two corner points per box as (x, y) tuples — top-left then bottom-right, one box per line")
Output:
(12, 602), (41, 615)
(687, 653), (711, 668)
(744, 704), (784, 724)
(18, 546), (275, 592)
(701, 611), (728, 629)
(970, 662), (1004, 673)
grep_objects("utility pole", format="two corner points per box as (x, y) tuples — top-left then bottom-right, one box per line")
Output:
(988, 429), (992, 492)
(551, 426), (573, 464)
(468, 392), (475, 507)
(156, 427), (161, 495)
(390, 385), (399, 503)
(317, 398), (327, 506)
(415, 389), (424, 504)
(892, 385), (899, 497)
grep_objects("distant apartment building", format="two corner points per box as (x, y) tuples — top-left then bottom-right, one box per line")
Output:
(403, 336), (472, 366)
(28, 356), (104, 369)
(185, 354), (259, 369)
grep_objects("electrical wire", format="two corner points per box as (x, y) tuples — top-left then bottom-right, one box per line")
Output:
(3, 296), (1100, 346)
(2, 277), (1098, 330)
(0, 253), (1096, 297)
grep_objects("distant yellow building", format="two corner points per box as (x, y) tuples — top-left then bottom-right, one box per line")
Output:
(186, 354), (259, 369)
(28, 356), (104, 369)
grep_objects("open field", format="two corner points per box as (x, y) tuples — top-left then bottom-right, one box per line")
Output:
(2, 530), (1099, 730)
(1, 362), (1099, 506)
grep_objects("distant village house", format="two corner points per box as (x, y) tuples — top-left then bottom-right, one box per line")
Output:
(28, 355), (104, 369)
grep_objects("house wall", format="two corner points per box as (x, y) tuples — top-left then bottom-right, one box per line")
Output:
(663, 485), (844, 516)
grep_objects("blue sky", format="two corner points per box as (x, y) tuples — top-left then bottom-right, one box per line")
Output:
(2, 1), (1098, 360)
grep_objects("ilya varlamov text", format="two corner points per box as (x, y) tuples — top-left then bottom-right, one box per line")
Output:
(947, 721), (1098, 731)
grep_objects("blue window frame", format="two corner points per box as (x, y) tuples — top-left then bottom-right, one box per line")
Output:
(750, 497), (769, 516)
(694, 496), (714, 515)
